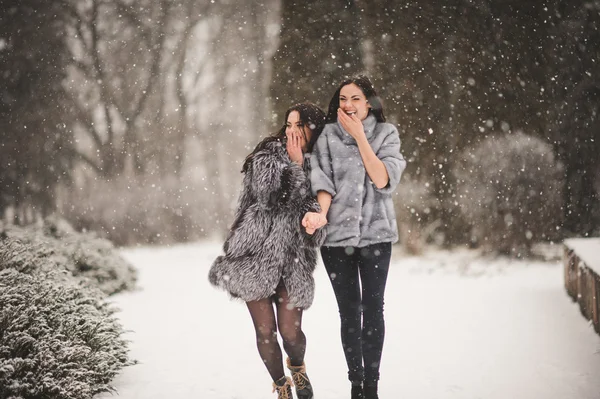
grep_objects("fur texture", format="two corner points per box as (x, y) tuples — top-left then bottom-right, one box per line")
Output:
(209, 138), (325, 309)
(310, 114), (406, 247)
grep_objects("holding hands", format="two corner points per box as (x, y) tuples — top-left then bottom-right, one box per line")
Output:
(302, 211), (327, 235)
(337, 108), (366, 141)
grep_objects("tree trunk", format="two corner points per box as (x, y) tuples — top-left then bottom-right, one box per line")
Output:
(271, 0), (363, 122)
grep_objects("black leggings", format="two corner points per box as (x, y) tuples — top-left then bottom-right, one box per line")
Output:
(246, 282), (306, 382)
(321, 242), (392, 384)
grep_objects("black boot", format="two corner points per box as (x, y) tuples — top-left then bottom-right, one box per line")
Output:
(351, 381), (364, 399)
(272, 376), (293, 399)
(286, 357), (314, 399)
(364, 382), (379, 399)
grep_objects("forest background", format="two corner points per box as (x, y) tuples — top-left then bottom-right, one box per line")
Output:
(2, 0), (599, 256)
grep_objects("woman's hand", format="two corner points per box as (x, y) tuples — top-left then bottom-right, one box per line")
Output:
(338, 108), (366, 141)
(302, 211), (327, 234)
(286, 130), (304, 165)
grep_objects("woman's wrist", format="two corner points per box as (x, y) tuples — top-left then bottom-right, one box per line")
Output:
(355, 134), (369, 147)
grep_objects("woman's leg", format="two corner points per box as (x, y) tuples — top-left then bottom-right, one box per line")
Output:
(274, 283), (306, 366)
(275, 283), (315, 399)
(246, 298), (285, 381)
(357, 242), (392, 385)
(320, 246), (364, 383)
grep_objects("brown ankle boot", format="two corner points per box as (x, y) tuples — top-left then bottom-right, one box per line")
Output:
(272, 376), (293, 399)
(286, 357), (314, 399)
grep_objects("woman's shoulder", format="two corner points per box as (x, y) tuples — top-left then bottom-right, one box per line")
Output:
(243, 136), (285, 172)
(251, 136), (285, 156)
(376, 121), (398, 132)
(318, 122), (342, 140)
(323, 122), (339, 132)
(374, 122), (400, 139)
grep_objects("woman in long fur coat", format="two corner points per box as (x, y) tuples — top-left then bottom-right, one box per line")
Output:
(209, 103), (326, 399)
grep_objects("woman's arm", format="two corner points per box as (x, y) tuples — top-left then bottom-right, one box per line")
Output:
(338, 109), (390, 189)
(355, 136), (390, 189)
(317, 190), (332, 217)
(302, 190), (330, 231)
(303, 129), (336, 232)
(250, 149), (305, 209)
(309, 127), (337, 197)
(372, 129), (406, 193)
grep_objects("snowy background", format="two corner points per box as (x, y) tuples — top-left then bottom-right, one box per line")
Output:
(2, 2), (600, 397)
(95, 241), (600, 399)
(2, 0), (599, 249)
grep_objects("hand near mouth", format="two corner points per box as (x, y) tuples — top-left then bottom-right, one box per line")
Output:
(286, 130), (304, 165)
(338, 108), (366, 142)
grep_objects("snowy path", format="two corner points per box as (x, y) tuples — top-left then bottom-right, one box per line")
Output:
(96, 241), (600, 399)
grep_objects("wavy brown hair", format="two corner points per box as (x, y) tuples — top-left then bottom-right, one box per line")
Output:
(242, 102), (326, 173)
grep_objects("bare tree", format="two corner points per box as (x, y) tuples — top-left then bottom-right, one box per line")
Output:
(0, 0), (74, 223)
(270, 0), (363, 122)
(64, 0), (168, 178)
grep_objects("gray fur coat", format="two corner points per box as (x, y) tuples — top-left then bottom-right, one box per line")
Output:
(310, 114), (406, 247)
(209, 138), (325, 309)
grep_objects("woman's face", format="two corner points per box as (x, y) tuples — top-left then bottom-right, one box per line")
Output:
(339, 83), (371, 121)
(286, 111), (312, 151)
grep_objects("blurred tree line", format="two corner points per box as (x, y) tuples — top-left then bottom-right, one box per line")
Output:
(0, 0), (598, 254)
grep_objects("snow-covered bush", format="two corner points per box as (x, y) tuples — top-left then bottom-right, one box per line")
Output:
(0, 239), (133, 399)
(453, 132), (564, 256)
(4, 219), (137, 295)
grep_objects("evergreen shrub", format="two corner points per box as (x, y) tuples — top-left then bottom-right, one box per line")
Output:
(0, 220), (136, 398)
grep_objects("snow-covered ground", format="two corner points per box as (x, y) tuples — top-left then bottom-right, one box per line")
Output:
(95, 241), (600, 399)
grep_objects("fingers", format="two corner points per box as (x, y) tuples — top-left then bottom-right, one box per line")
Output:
(303, 212), (327, 230)
(315, 214), (327, 229)
(337, 108), (349, 125)
(302, 214), (310, 227)
(286, 131), (303, 165)
(294, 131), (300, 148)
(337, 109), (353, 132)
(305, 227), (315, 235)
(287, 130), (302, 148)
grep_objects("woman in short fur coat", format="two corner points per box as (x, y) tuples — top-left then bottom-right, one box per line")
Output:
(209, 103), (326, 399)
(302, 76), (406, 399)
(209, 138), (325, 308)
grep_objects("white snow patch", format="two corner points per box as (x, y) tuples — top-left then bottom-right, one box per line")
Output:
(94, 241), (600, 399)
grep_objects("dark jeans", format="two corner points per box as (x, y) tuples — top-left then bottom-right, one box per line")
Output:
(320, 242), (392, 384)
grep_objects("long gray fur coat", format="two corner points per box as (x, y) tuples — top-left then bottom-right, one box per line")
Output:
(209, 138), (325, 309)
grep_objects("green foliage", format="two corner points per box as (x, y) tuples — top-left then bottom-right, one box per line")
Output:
(0, 236), (134, 399)
(453, 132), (564, 257)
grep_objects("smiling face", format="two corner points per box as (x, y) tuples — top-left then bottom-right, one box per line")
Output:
(339, 83), (371, 121)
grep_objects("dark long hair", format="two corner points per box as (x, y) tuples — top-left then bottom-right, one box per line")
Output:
(242, 102), (326, 173)
(325, 75), (386, 124)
